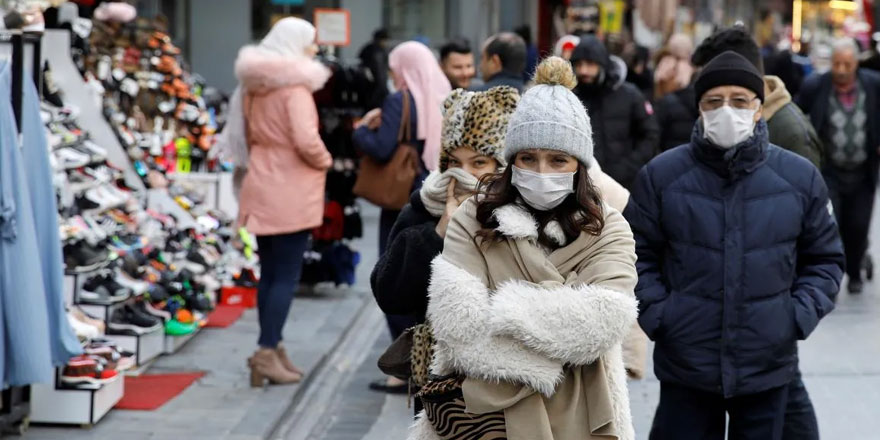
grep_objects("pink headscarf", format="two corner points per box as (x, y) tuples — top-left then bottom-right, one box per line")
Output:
(389, 42), (452, 171)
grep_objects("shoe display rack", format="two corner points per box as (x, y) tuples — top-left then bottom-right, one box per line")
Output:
(163, 326), (200, 355)
(67, 271), (165, 367)
(30, 368), (124, 427)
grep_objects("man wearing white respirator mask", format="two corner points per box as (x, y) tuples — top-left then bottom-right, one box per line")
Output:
(625, 51), (844, 439)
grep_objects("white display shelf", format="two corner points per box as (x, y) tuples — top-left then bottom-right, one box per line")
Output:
(30, 373), (124, 426)
(105, 326), (164, 366)
(163, 327), (200, 354)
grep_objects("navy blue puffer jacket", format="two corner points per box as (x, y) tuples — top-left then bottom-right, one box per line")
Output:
(624, 120), (844, 397)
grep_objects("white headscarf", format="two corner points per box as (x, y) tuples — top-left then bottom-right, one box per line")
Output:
(256, 17), (316, 58)
(215, 17), (317, 172)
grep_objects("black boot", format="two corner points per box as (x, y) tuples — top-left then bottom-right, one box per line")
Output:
(849, 278), (864, 294)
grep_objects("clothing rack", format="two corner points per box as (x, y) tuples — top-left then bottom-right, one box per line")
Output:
(0, 30), (43, 132)
(0, 29), (43, 435)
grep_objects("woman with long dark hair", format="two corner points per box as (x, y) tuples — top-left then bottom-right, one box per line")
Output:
(410, 57), (637, 440)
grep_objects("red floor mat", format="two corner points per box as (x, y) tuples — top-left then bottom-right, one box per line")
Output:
(204, 305), (246, 328)
(115, 372), (205, 410)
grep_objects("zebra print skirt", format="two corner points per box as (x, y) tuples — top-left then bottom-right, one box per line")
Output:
(417, 375), (506, 440)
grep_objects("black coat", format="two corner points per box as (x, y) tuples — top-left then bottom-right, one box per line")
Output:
(570, 36), (660, 189)
(655, 85), (698, 152)
(624, 120), (844, 398)
(795, 69), (880, 183)
(370, 190), (442, 321)
(575, 80), (660, 189)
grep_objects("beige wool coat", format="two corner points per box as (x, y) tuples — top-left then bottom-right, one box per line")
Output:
(409, 197), (638, 440)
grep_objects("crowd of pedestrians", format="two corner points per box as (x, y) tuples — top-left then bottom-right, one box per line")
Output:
(225, 15), (876, 440)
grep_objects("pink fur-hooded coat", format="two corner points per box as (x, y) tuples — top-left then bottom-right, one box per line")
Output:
(234, 45), (332, 235)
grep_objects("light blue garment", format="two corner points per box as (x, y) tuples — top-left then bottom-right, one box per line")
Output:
(21, 68), (82, 365)
(0, 61), (54, 385)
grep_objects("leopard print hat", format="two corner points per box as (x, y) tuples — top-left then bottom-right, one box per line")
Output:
(439, 86), (520, 171)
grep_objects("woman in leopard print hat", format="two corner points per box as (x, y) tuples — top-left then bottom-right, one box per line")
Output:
(368, 86), (519, 396)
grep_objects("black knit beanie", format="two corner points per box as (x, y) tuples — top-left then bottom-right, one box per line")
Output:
(694, 51), (764, 107)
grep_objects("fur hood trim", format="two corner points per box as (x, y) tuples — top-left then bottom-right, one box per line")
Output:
(492, 203), (567, 246)
(234, 46), (331, 93)
(763, 75), (791, 120)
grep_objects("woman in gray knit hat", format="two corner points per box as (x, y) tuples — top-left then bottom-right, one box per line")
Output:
(410, 57), (638, 440)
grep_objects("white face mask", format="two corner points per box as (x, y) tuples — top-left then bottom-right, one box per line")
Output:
(511, 166), (576, 211)
(701, 105), (757, 149)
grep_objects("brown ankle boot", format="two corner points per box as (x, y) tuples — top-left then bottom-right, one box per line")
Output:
(275, 345), (304, 376)
(249, 348), (302, 387)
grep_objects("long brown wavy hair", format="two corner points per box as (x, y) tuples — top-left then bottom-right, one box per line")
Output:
(474, 162), (605, 248)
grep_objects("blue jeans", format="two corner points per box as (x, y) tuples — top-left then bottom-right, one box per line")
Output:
(256, 231), (310, 348)
(649, 382), (789, 440)
(783, 370), (819, 440)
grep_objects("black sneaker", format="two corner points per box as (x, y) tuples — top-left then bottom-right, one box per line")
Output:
(80, 273), (131, 305)
(120, 252), (147, 279)
(186, 249), (209, 270)
(183, 292), (213, 312)
(107, 305), (162, 335)
(64, 241), (110, 273)
(146, 283), (169, 303)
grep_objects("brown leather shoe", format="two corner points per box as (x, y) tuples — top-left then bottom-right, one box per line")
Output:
(249, 348), (301, 387)
(275, 345), (304, 376)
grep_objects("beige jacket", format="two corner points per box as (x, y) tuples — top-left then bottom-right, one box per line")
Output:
(409, 198), (638, 440)
(589, 161), (649, 379)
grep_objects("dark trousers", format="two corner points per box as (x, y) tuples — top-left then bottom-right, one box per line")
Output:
(255, 231), (310, 348)
(783, 370), (819, 440)
(379, 208), (417, 340)
(649, 382), (789, 440)
(827, 171), (876, 280)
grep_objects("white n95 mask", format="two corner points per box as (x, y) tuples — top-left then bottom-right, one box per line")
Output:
(702, 105), (756, 149)
(511, 166), (575, 211)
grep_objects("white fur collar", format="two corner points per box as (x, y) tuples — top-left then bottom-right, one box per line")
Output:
(234, 46), (331, 93)
(492, 203), (567, 246)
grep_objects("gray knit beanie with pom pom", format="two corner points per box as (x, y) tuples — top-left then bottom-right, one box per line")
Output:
(503, 56), (594, 166)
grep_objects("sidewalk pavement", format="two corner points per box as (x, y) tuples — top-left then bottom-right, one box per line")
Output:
(26, 204), (382, 440)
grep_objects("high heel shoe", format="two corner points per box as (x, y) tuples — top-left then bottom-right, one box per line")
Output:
(276, 345), (305, 376)
(248, 348), (301, 386)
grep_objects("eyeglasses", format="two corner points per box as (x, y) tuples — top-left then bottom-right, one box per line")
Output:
(699, 96), (759, 111)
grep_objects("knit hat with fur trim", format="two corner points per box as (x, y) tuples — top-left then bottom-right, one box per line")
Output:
(439, 86), (519, 171)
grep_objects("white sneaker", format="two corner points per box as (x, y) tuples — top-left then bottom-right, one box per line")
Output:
(114, 269), (150, 294)
(67, 312), (100, 340)
(55, 148), (90, 170)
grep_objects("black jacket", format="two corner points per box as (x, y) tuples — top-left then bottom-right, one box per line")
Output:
(359, 41), (389, 109)
(624, 120), (844, 397)
(571, 37), (660, 189)
(655, 84), (698, 152)
(370, 190), (442, 321)
(796, 69), (880, 183)
(470, 71), (525, 93)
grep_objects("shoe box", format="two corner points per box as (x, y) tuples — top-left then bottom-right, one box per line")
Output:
(218, 286), (257, 308)
(30, 366), (124, 426)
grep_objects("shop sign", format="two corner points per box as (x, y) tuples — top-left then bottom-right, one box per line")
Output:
(314, 8), (351, 47)
(600, 0), (625, 34)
